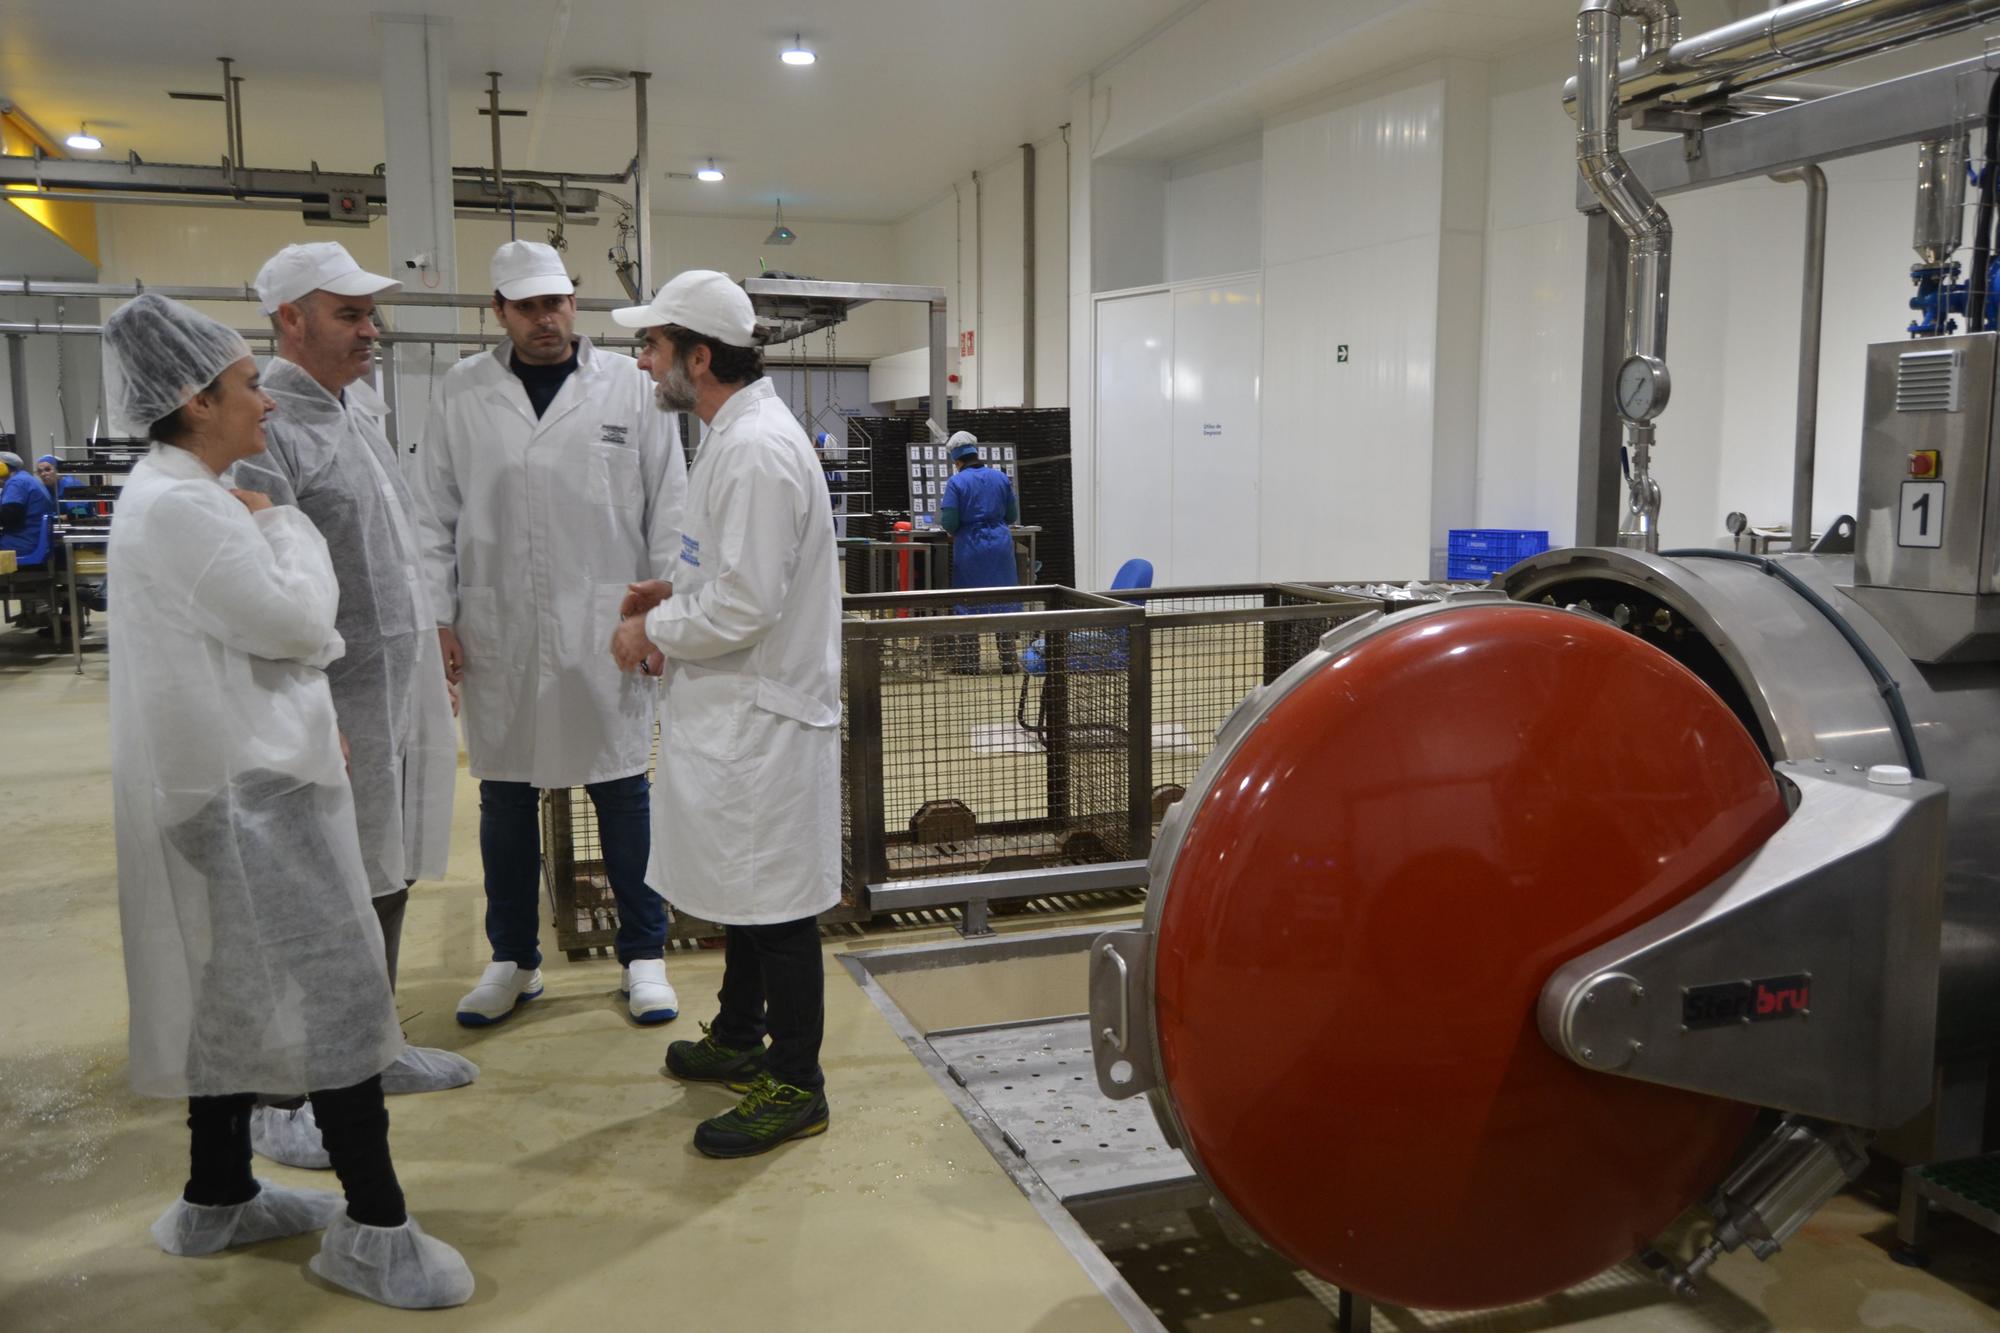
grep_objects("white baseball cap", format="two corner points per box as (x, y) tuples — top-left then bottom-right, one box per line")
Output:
(255, 242), (399, 314)
(492, 240), (575, 301)
(612, 269), (758, 347)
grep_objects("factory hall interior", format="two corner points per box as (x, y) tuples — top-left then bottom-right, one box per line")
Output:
(16, 0), (2000, 1329)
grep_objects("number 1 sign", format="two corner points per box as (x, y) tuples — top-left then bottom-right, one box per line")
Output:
(1899, 480), (1946, 549)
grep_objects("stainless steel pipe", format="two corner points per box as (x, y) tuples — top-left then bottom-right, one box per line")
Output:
(1578, 0), (1675, 370)
(1775, 165), (1828, 551)
(1565, 0), (2000, 119)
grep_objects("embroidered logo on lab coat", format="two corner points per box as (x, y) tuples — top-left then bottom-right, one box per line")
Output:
(680, 533), (701, 568)
(600, 424), (629, 445)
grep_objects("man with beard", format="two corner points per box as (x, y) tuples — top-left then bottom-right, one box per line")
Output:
(608, 271), (842, 1158)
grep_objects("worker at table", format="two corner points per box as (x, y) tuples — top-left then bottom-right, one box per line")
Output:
(939, 431), (1020, 673)
(1, 448), (55, 560)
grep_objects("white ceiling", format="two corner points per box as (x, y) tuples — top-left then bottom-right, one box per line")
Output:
(0, 0), (1194, 225)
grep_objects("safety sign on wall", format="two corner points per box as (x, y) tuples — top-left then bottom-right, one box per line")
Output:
(1898, 480), (1945, 549)
(960, 330), (975, 358)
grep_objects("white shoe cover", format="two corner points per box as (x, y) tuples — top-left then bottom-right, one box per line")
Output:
(379, 1045), (480, 1095)
(622, 958), (680, 1024)
(309, 1211), (475, 1309)
(151, 1179), (343, 1256)
(251, 1102), (332, 1170)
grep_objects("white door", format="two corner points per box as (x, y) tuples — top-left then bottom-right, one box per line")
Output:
(1093, 290), (1175, 586)
(1170, 277), (1262, 584)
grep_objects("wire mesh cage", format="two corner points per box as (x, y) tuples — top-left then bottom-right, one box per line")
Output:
(841, 586), (1150, 899)
(1110, 585), (1377, 817)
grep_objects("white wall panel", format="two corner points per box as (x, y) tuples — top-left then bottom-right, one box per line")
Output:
(1094, 290), (1175, 585)
(1261, 235), (1441, 581)
(1473, 216), (1586, 544)
(1092, 159), (1168, 293)
(1165, 147), (1262, 283)
(1264, 78), (1444, 268)
(1171, 278), (1263, 583)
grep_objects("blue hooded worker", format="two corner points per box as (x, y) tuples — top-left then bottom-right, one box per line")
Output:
(938, 430), (1020, 674)
(1, 448), (56, 562)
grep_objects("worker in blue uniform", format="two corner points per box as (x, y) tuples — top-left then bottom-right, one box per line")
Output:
(1, 449), (56, 559)
(939, 432), (1020, 674)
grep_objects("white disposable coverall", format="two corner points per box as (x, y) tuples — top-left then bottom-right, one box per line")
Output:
(416, 338), (685, 787)
(643, 377), (842, 925)
(110, 443), (402, 1098)
(230, 358), (456, 897)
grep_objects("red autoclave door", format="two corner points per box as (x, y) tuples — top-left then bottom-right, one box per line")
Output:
(1147, 603), (1789, 1309)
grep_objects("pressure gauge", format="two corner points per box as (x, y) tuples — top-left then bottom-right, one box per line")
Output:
(1615, 354), (1670, 423)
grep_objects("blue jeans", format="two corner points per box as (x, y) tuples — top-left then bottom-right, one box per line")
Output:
(478, 774), (666, 969)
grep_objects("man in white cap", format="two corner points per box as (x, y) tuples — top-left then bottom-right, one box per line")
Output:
(230, 242), (475, 1170)
(416, 239), (687, 1028)
(607, 270), (841, 1158)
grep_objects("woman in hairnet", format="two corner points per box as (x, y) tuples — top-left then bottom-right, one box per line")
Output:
(100, 293), (472, 1310)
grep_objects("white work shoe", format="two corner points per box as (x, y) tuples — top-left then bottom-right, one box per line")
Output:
(454, 961), (544, 1027)
(379, 1045), (480, 1095)
(310, 1211), (475, 1309)
(622, 958), (680, 1025)
(251, 1103), (332, 1169)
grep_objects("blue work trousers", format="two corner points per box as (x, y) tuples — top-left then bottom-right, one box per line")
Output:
(478, 774), (666, 969)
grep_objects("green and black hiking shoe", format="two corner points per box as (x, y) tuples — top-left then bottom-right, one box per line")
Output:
(693, 1073), (829, 1159)
(664, 1022), (768, 1088)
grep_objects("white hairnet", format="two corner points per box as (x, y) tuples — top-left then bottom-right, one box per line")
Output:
(0, 450), (24, 472)
(101, 293), (251, 437)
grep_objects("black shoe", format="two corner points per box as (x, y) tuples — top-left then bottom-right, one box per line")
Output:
(693, 1074), (829, 1159)
(664, 1021), (768, 1087)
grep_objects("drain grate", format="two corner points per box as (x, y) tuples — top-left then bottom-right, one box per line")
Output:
(929, 1018), (1193, 1207)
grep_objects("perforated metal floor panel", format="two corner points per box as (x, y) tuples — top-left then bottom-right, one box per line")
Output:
(928, 1017), (1196, 1208)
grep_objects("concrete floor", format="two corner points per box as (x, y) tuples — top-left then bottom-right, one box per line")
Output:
(5, 615), (2000, 1332)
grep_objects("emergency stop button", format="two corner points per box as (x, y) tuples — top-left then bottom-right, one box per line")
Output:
(1910, 450), (1940, 478)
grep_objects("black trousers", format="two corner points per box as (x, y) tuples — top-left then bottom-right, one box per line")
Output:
(709, 916), (826, 1091)
(186, 1075), (405, 1227)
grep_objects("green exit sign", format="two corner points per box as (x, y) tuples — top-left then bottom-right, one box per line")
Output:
(1337, 345), (1349, 363)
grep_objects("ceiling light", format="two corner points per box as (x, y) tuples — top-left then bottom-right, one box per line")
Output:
(697, 159), (725, 182)
(780, 35), (816, 66)
(765, 198), (796, 245)
(571, 69), (632, 92)
(65, 122), (102, 152)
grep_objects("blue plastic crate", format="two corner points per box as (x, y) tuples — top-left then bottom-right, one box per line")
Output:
(1448, 524), (1552, 560)
(1447, 554), (1508, 581)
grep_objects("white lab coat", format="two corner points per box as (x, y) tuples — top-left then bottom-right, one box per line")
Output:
(110, 443), (402, 1098)
(643, 377), (842, 925)
(231, 358), (456, 897)
(416, 337), (686, 787)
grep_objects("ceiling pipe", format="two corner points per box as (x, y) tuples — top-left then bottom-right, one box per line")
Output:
(1565, 0), (2000, 120)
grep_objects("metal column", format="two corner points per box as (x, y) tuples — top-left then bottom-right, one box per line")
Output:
(1023, 140), (1037, 408)
(376, 14), (460, 463)
(1576, 212), (1628, 546)
(930, 297), (951, 431)
(5, 333), (28, 449)
(631, 71), (653, 298)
